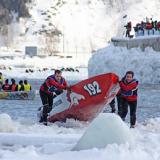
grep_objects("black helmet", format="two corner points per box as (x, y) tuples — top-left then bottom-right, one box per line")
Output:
(19, 80), (23, 84)
(24, 79), (28, 84)
(11, 78), (16, 83)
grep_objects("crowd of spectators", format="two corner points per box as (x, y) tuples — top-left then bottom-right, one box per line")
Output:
(125, 17), (160, 38)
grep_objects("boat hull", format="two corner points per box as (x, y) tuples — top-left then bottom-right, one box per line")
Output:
(0, 91), (36, 100)
(48, 73), (119, 122)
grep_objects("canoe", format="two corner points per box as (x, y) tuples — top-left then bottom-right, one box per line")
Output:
(0, 90), (36, 100)
(44, 73), (120, 123)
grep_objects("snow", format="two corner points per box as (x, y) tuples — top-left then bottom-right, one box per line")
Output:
(1, 113), (160, 160)
(0, 55), (90, 81)
(2, 0), (160, 55)
(1, 45), (160, 160)
(24, 0), (160, 54)
(0, 0), (160, 159)
(0, 114), (17, 132)
(88, 45), (160, 84)
(73, 113), (132, 151)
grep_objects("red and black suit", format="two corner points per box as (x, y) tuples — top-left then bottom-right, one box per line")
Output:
(39, 75), (67, 123)
(119, 78), (138, 126)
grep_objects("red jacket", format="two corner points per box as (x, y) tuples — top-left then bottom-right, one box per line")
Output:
(40, 75), (67, 94)
(119, 79), (138, 101)
(146, 23), (152, 30)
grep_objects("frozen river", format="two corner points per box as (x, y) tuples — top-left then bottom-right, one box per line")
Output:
(0, 80), (159, 124)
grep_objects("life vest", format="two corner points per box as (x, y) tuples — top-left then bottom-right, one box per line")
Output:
(120, 79), (138, 101)
(40, 75), (66, 94)
(18, 85), (24, 91)
(18, 85), (21, 91)
(24, 84), (31, 91)
(11, 84), (17, 92)
(47, 75), (64, 93)
(3, 84), (10, 91)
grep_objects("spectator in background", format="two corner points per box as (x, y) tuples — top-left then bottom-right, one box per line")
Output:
(16, 80), (24, 91)
(2, 79), (10, 91)
(125, 21), (132, 37)
(24, 80), (32, 91)
(146, 21), (153, 35)
(10, 79), (17, 92)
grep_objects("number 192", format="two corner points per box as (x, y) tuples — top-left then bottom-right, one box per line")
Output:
(84, 81), (101, 96)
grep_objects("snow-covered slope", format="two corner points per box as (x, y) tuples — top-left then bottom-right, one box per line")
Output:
(2, 0), (160, 55)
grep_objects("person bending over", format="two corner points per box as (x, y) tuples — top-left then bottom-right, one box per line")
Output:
(39, 69), (68, 125)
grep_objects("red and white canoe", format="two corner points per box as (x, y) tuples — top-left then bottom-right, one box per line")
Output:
(47, 73), (119, 123)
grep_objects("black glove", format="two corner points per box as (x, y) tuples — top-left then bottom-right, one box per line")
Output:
(66, 86), (71, 92)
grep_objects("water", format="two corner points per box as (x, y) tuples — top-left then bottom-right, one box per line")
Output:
(0, 80), (160, 124)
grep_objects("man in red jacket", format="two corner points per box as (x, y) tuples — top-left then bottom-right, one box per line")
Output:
(39, 69), (68, 125)
(119, 71), (138, 128)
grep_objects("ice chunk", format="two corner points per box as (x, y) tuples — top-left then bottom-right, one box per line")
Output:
(73, 113), (132, 151)
(0, 113), (17, 132)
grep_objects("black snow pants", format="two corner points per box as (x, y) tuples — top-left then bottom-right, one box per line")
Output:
(110, 94), (122, 115)
(121, 98), (137, 126)
(39, 90), (53, 123)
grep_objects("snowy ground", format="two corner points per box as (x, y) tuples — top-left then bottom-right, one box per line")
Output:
(1, 113), (160, 160)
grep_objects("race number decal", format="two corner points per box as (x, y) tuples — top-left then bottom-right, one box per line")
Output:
(84, 81), (102, 96)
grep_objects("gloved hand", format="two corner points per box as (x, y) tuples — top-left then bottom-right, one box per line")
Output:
(52, 92), (57, 98)
(66, 86), (72, 92)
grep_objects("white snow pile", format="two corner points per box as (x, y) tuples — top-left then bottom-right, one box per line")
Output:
(88, 45), (160, 84)
(73, 113), (132, 151)
(0, 114), (18, 132)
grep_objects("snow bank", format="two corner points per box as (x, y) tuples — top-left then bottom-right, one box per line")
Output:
(73, 113), (132, 151)
(88, 45), (160, 84)
(0, 114), (18, 132)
